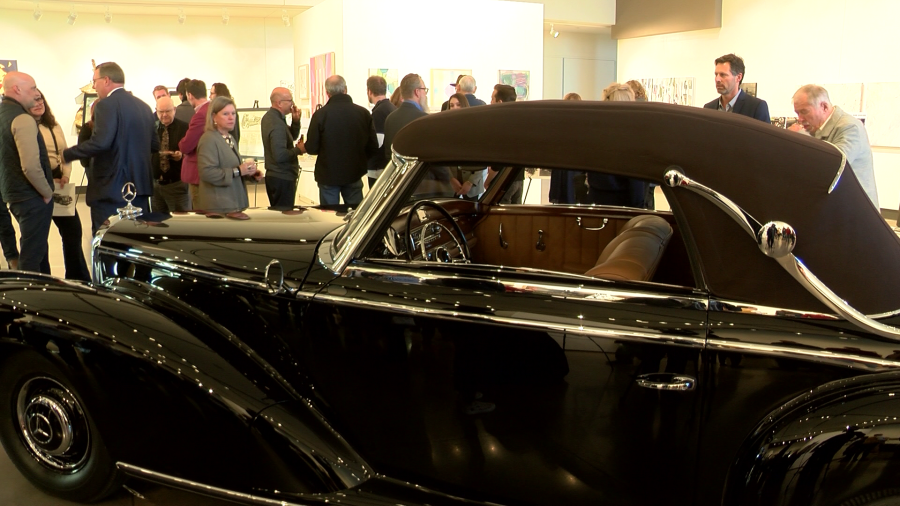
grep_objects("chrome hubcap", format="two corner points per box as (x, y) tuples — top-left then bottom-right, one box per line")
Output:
(16, 377), (90, 471)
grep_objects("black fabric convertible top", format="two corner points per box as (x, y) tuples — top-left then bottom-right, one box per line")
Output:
(393, 101), (900, 314)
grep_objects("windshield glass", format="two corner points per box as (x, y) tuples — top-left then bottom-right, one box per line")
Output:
(333, 159), (401, 252)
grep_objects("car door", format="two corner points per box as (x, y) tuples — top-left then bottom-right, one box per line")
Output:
(301, 259), (709, 506)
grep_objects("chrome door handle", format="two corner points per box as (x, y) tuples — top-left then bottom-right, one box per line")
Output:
(499, 223), (508, 249)
(577, 217), (608, 231)
(635, 373), (696, 391)
(536, 229), (546, 251)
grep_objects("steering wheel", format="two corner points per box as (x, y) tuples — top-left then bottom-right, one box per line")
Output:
(404, 200), (470, 262)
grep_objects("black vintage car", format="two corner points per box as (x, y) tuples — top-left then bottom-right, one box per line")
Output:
(1, 101), (899, 506)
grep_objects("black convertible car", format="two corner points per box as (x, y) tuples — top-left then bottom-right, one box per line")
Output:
(1, 101), (899, 506)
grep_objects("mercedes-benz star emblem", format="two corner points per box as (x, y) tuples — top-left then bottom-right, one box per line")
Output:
(29, 413), (52, 443)
(121, 182), (137, 204)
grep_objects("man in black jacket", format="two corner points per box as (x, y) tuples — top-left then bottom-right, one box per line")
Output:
(261, 87), (302, 210)
(365, 75), (396, 189)
(151, 96), (190, 213)
(298, 75), (377, 206)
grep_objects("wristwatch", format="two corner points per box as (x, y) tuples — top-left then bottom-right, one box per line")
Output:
(233, 167), (240, 178)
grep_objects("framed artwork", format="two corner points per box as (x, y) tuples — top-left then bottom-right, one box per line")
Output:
(430, 68), (470, 112)
(236, 108), (269, 159)
(368, 68), (399, 95)
(499, 70), (530, 101)
(310, 52), (334, 112)
(0, 60), (17, 94)
(297, 64), (309, 100)
(740, 82), (757, 98)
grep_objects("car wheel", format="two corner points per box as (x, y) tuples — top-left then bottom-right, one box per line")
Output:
(0, 351), (122, 502)
(838, 489), (900, 506)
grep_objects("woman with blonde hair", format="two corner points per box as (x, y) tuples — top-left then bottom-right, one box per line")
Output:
(196, 97), (261, 217)
(601, 82), (636, 102)
(625, 80), (647, 101)
(586, 83), (648, 208)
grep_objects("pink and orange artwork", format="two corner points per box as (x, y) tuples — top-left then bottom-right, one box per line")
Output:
(310, 52), (334, 111)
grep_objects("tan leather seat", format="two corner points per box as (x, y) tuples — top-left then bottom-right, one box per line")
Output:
(585, 215), (673, 282)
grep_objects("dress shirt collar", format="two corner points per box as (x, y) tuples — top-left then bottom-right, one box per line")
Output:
(718, 89), (741, 112)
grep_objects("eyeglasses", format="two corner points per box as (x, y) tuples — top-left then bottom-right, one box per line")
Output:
(35, 97), (44, 103)
(418, 87), (429, 94)
(91, 76), (106, 84)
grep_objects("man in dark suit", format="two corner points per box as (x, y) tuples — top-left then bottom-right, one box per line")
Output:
(383, 73), (429, 163)
(702, 54), (770, 123)
(63, 62), (159, 234)
(383, 74), (453, 196)
(261, 86), (302, 210)
(457, 75), (486, 107)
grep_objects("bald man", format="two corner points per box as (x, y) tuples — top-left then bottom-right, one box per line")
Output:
(260, 87), (303, 209)
(0, 72), (55, 274)
(152, 95), (190, 213)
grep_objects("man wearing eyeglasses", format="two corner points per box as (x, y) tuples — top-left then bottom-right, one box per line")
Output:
(261, 87), (302, 210)
(0, 71), (53, 273)
(383, 73), (429, 164)
(62, 62), (159, 234)
(151, 96), (190, 213)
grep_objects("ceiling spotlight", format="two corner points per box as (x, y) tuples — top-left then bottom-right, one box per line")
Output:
(66, 7), (77, 25)
(221, 8), (229, 25)
(104, 6), (112, 23)
(177, 8), (185, 24)
(33, 2), (42, 21)
(550, 23), (559, 38)
(281, 9), (290, 27)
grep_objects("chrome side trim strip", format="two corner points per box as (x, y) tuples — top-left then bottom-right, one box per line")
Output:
(823, 141), (848, 194)
(95, 245), (269, 291)
(708, 339), (900, 370)
(710, 299), (839, 320)
(116, 462), (314, 506)
(666, 169), (900, 341)
(314, 292), (706, 348)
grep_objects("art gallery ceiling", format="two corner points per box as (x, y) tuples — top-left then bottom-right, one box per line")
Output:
(0, 0), (314, 18)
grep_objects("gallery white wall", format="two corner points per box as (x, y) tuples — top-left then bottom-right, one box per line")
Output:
(294, 0), (544, 110)
(617, 0), (900, 211)
(0, 8), (294, 183)
(544, 28), (617, 100)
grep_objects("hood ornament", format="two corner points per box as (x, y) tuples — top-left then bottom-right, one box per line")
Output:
(117, 182), (142, 219)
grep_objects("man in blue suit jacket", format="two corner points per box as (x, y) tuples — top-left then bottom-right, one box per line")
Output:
(63, 62), (159, 234)
(702, 54), (770, 123)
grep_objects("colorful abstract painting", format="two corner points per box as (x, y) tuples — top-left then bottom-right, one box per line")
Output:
(499, 70), (530, 101)
(430, 69), (470, 112)
(297, 64), (309, 100)
(0, 60), (17, 94)
(368, 68), (399, 95)
(310, 52), (334, 111)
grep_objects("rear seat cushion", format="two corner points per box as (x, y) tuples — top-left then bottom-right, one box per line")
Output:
(585, 215), (673, 281)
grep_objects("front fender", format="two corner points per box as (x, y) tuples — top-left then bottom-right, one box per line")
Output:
(0, 274), (362, 497)
(724, 371), (900, 506)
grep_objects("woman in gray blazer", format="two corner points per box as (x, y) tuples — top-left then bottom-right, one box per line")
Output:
(196, 97), (260, 215)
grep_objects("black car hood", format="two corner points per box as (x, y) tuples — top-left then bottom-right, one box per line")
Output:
(96, 208), (347, 285)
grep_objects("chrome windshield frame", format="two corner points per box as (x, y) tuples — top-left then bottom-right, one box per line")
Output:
(325, 150), (421, 275)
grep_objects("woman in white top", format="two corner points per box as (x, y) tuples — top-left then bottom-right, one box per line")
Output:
(29, 91), (91, 281)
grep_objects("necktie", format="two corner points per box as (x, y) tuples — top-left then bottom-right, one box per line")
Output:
(160, 126), (170, 174)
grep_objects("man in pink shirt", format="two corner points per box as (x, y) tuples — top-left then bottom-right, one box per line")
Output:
(177, 79), (209, 208)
